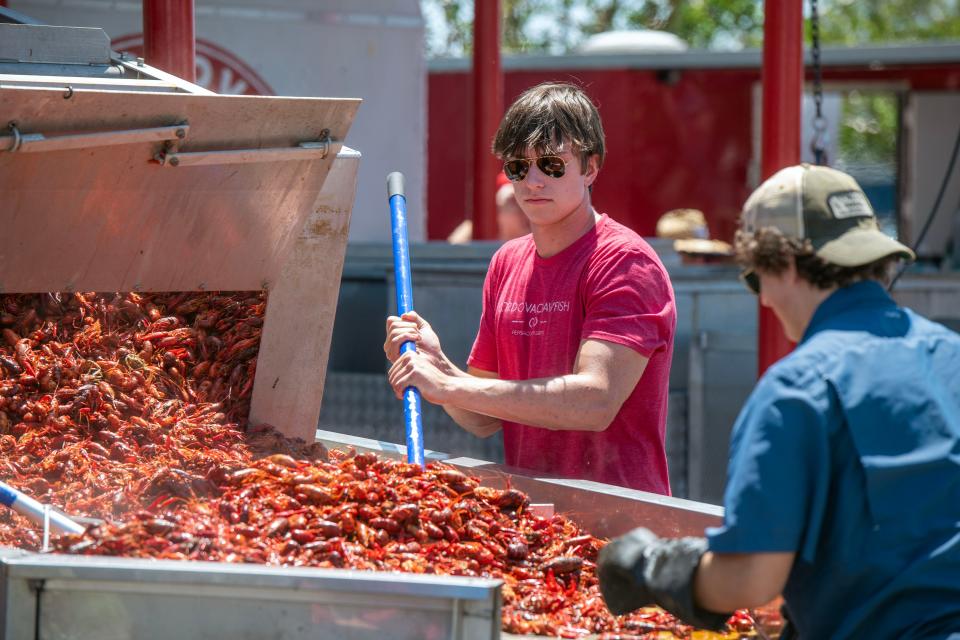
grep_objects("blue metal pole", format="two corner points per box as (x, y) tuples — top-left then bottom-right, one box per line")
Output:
(0, 480), (85, 534)
(387, 172), (425, 467)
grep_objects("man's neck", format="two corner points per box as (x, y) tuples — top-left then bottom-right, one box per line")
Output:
(530, 195), (599, 258)
(790, 283), (837, 341)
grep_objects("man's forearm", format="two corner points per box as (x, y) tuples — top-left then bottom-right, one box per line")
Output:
(694, 552), (792, 612)
(442, 404), (502, 437)
(388, 339), (645, 434)
(443, 374), (615, 432)
(422, 357), (503, 437)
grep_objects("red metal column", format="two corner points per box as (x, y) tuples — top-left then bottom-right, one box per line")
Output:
(758, 0), (803, 375)
(143, 0), (196, 82)
(471, 0), (503, 240)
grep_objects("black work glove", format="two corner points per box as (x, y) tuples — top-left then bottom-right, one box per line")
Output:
(597, 527), (731, 632)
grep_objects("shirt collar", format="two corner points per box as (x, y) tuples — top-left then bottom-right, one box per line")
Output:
(801, 280), (896, 343)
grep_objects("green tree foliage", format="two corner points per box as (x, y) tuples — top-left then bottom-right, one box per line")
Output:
(422, 0), (960, 57)
(425, 1), (472, 56)
(816, 0), (960, 45)
(837, 92), (899, 169)
(621, 0), (764, 49)
(503, 0), (549, 52)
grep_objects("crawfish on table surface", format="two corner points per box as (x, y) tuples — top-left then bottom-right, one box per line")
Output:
(53, 452), (780, 638)
(0, 291), (780, 638)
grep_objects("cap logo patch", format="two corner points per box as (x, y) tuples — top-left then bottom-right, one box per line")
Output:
(827, 191), (873, 219)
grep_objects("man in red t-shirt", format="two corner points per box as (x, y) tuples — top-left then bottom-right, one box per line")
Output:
(385, 82), (676, 493)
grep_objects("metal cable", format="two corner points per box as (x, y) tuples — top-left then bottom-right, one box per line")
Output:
(809, 0), (828, 165)
(889, 122), (960, 291)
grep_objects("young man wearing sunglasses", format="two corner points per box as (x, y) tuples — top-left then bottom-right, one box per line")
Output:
(385, 82), (676, 493)
(597, 164), (960, 639)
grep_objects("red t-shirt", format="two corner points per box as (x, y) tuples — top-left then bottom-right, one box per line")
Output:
(467, 214), (675, 494)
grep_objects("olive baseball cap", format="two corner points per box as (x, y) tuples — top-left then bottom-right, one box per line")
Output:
(742, 164), (915, 267)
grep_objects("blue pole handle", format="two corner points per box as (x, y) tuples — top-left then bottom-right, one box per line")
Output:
(0, 480), (85, 535)
(387, 172), (425, 468)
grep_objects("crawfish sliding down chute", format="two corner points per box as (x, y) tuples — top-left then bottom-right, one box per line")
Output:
(387, 172), (425, 467)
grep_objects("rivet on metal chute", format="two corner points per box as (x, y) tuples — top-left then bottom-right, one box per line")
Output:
(300, 128), (333, 159)
(4, 122), (22, 153)
(155, 121), (189, 166)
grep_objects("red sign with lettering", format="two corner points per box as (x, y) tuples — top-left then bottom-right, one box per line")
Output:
(113, 34), (274, 96)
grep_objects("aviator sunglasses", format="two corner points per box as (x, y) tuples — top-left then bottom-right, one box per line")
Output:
(503, 154), (569, 182)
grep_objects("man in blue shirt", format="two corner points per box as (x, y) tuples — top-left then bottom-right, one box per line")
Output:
(597, 164), (960, 638)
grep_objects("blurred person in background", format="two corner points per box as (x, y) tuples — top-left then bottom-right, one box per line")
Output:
(387, 82), (676, 493)
(656, 208), (733, 264)
(447, 171), (531, 244)
(655, 208), (709, 241)
(494, 170), (531, 241)
(597, 164), (960, 639)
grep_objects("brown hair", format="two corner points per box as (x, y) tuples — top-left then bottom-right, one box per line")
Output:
(492, 82), (605, 172)
(735, 227), (898, 289)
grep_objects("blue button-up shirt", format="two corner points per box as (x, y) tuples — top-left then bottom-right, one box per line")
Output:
(707, 281), (960, 639)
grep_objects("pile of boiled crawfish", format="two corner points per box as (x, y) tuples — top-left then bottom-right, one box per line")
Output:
(0, 291), (780, 639)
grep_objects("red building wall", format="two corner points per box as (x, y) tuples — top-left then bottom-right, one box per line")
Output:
(429, 66), (757, 242)
(427, 59), (960, 242)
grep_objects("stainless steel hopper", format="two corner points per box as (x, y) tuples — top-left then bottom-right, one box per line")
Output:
(0, 22), (362, 442)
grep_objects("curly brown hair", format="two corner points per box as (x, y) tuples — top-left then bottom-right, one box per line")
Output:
(492, 82), (605, 172)
(735, 227), (898, 290)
